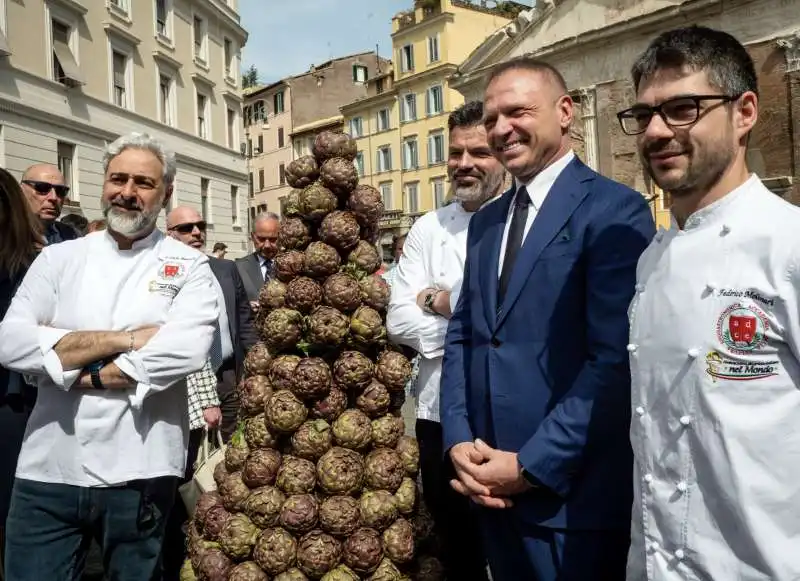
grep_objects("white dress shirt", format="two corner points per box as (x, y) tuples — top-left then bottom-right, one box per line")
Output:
(0, 229), (219, 487)
(627, 175), (800, 580)
(498, 150), (574, 274)
(387, 202), (477, 422)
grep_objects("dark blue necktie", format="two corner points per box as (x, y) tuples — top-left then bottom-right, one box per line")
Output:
(498, 186), (530, 303)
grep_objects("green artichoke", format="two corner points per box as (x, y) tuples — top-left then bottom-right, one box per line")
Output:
(225, 429), (250, 472)
(318, 211), (360, 252)
(262, 308), (304, 353)
(219, 513), (259, 561)
(323, 273), (362, 313)
(371, 415), (404, 449)
(253, 527), (297, 576)
(321, 565), (360, 581)
(332, 409), (372, 451)
(278, 217), (312, 251)
(242, 448), (282, 489)
(259, 279), (288, 311)
(219, 471), (251, 512)
(359, 275), (391, 312)
(179, 559), (197, 581)
(274, 250), (306, 283)
(291, 357), (332, 401)
(319, 495), (361, 537)
(349, 306), (387, 348)
(283, 189), (303, 217)
(276, 456), (317, 495)
(356, 380), (391, 418)
(243, 342), (273, 376)
(347, 184), (384, 227)
(228, 561), (269, 581)
(316, 447), (364, 495)
(297, 530), (343, 579)
(291, 419), (333, 461)
(279, 493), (319, 534)
(286, 155), (320, 189)
(395, 436), (420, 476)
(270, 354), (302, 391)
(367, 558), (404, 581)
(332, 351), (374, 391)
(243, 485), (286, 528)
(359, 490), (398, 531)
(393, 478), (417, 515)
(346, 240), (382, 277)
(364, 448), (405, 493)
(310, 387), (348, 423)
(304, 242), (342, 279)
(305, 306), (350, 348)
(238, 375), (273, 417)
(299, 182), (338, 222)
(244, 414), (279, 450)
(382, 518), (414, 564)
(374, 351), (412, 392)
(265, 390), (308, 434)
(274, 568), (310, 581)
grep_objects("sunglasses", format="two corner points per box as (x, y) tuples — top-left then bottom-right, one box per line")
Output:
(169, 221), (207, 234)
(22, 180), (70, 198)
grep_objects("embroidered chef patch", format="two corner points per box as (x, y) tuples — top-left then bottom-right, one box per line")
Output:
(716, 303), (770, 354)
(148, 280), (180, 298)
(159, 263), (185, 280)
(705, 351), (779, 382)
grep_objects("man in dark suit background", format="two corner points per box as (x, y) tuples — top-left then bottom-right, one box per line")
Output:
(440, 58), (655, 581)
(21, 164), (78, 245)
(236, 211), (280, 309)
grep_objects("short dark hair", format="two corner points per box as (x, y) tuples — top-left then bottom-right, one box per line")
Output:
(391, 234), (406, 253)
(212, 242), (227, 252)
(486, 57), (569, 95)
(60, 213), (88, 235)
(631, 26), (758, 96)
(448, 101), (484, 132)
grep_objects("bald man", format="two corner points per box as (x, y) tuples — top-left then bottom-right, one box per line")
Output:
(236, 211), (280, 305)
(21, 164), (77, 245)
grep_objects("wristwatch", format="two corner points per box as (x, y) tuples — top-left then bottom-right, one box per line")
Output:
(423, 290), (439, 315)
(87, 360), (106, 390)
(519, 463), (540, 489)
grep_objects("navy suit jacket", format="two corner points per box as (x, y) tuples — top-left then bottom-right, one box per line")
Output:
(440, 157), (655, 531)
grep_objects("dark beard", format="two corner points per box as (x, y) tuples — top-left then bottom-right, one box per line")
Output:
(643, 140), (735, 199)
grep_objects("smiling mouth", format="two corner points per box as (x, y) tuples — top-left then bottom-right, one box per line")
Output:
(499, 140), (525, 154)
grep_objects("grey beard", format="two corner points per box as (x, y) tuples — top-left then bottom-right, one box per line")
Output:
(451, 170), (505, 205)
(102, 201), (160, 238)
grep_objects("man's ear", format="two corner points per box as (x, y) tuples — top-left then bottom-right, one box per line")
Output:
(162, 185), (174, 209)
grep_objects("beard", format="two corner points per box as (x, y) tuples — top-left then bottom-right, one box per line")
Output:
(450, 169), (505, 206)
(102, 197), (161, 238)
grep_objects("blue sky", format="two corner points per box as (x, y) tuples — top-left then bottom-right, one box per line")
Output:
(239, 0), (533, 84)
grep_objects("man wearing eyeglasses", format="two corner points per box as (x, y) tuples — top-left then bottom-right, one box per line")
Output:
(20, 164), (77, 245)
(620, 26), (800, 580)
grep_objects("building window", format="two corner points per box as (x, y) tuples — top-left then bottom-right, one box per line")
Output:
(112, 51), (128, 108)
(109, 0), (129, 13)
(375, 78), (384, 94)
(155, 0), (170, 38)
(279, 164), (286, 185)
(51, 19), (82, 86)
(380, 182), (393, 210)
(258, 169), (265, 191)
(428, 131), (445, 165)
(402, 138), (418, 171)
(432, 177), (445, 208)
(353, 64), (368, 83)
(428, 35), (440, 63)
(193, 15), (207, 62)
(254, 100), (266, 123)
(293, 137), (307, 158)
(159, 73), (175, 126)
(200, 178), (210, 222)
(226, 108), (237, 149)
(377, 109), (390, 132)
(248, 172), (254, 196)
(274, 91), (285, 114)
(231, 185), (240, 227)
(223, 37), (233, 79)
(405, 182), (419, 213)
(349, 117), (363, 138)
(426, 85), (443, 116)
(257, 134), (263, 154)
(400, 44), (414, 72)
(196, 92), (208, 139)
(57, 141), (76, 201)
(377, 146), (392, 173)
(400, 94), (416, 122)
(278, 127), (284, 149)
(355, 152), (364, 177)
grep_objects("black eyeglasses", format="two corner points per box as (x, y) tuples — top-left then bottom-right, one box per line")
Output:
(168, 221), (207, 234)
(22, 180), (70, 198)
(616, 94), (742, 136)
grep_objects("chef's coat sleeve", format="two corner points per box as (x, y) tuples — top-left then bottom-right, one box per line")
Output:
(387, 216), (450, 359)
(517, 193), (655, 497)
(439, 221), (477, 455)
(0, 249), (81, 390)
(115, 258), (220, 409)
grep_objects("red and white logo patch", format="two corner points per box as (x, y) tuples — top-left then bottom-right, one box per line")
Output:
(160, 263), (184, 279)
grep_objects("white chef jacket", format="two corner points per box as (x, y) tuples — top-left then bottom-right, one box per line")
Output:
(0, 229), (219, 487)
(387, 202), (476, 422)
(627, 175), (800, 580)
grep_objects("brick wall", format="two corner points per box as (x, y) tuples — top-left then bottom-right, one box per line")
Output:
(595, 79), (643, 191)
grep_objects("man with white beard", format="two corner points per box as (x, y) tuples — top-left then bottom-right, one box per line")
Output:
(0, 132), (219, 580)
(387, 101), (505, 581)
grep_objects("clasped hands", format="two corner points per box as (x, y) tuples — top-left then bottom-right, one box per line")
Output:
(449, 439), (532, 509)
(76, 326), (161, 389)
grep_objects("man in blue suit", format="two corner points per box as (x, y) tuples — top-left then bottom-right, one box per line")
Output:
(440, 57), (655, 580)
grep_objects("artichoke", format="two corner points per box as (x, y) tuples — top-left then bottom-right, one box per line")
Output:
(317, 447), (364, 495)
(291, 419), (333, 461)
(242, 448), (282, 488)
(305, 306), (350, 348)
(284, 189), (303, 217)
(304, 242), (342, 279)
(286, 276), (324, 314)
(349, 306), (387, 348)
(346, 241), (382, 277)
(274, 250), (306, 283)
(179, 559), (197, 581)
(318, 211), (360, 252)
(332, 351), (373, 391)
(374, 351), (413, 392)
(265, 390), (308, 433)
(298, 183), (338, 223)
(228, 561), (269, 581)
(270, 354), (302, 391)
(368, 558), (404, 581)
(213, 462), (230, 488)
(194, 491), (223, 532)
(219, 513), (259, 561)
(356, 380), (391, 418)
(413, 556), (445, 581)
(244, 485), (286, 528)
(319, 158), (358, 197)
(382, 519), (414, 564)
(243, 342), (273, 376)
(253, 528), (297, 576)
(321, 565), (360, 581)
(277, 456), (317, 494)
(225, 429), (250, 472)
(244, 414), (279, 450)
(395, 436), (420, 476)
(279, 493), (319, 534)
(219, 471), (251, 512)
(343, 528), (384, 574)
(371, 415), (404, 449)
(202, 505), (231, 542)
(297, 530), (343, 579)
(393, 478), (417, 516)
(291, 357), (332, 401)
(310, 387), (348, 422)
(197, 548), (233, 581)
(332, 409), (372, 451)
(359, 490), (398, 531)
(313, 130), (357, 162)
(359, 275), (391, 312)
(238, 375), (273, 417)
(364, 448), (405, 493)
(262, 308), (304, 353)
(278, 217), (312, 251)
(286, 155), (320, 189)
(319, 495), (361, 537)
(259, 279), (288, 311)
(348, 184), (384, 227)
(274, 569), (310, 581)
(190, 537), (222, 572)
(323, 274), (362, 313)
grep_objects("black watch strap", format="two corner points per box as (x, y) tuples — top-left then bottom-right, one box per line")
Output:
(89, 363), (106, 390)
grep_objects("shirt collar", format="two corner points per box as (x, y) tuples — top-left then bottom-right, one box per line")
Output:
(103, 227), (162, 251)
(677, 174), (758, 232)
(514, 150), (575, 209)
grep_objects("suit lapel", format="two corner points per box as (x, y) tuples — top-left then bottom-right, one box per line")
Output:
(496, 159), (593, 329)
(210, 260), (237, 338)
(480, 188), (514, 328)
(238, 254), (264, 301)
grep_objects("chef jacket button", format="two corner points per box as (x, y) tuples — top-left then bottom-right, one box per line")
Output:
(679, 415), (692, 426)
(687, 348), (700, 359)
(439, 271), (445, 276)
(648, 541), (660, 552)
(674, 549), (686, 561)
(627, 343), (638, 353)
(705, 282), (716, 291)
(635, 406), (645, 416)
(643, 473), (653, 483)
(676, 481), (688, 493)
(721, 224), (731, 235)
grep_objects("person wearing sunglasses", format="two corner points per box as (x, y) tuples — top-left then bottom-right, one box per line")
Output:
(20, 164), (77, 245)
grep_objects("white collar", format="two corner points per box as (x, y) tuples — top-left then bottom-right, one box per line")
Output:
(514, 150), (575, 208)
(676, 174), (758, 232)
